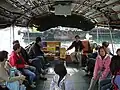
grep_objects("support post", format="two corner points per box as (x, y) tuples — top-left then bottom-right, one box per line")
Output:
(12, 24), (15, 41)
(27, 27), (30, 44)
(97, 26), (99, 43)
(109, 26), (114, 54)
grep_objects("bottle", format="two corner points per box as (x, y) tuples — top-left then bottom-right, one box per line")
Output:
(10, 67), (15, 77)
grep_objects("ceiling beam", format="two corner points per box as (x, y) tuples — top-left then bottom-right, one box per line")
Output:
(97, 20), (120, 25)
(83, 0), (120, 18)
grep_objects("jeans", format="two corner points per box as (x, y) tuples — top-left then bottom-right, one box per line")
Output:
(88, 71), (112, 90)
(99, 78), (112, 90)
(21, 67), (36, 85)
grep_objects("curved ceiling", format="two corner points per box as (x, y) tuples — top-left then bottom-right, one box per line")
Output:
(0, 0), (120, 31)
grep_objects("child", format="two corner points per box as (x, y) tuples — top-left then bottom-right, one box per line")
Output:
(50, 63), (75, 90)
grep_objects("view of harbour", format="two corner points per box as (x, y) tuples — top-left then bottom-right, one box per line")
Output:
(0, 27), (120, 55)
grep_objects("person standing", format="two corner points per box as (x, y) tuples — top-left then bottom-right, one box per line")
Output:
(50, 64), (75, 90)
(66, 35), (84, 66)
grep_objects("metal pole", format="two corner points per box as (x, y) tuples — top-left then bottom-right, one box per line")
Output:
(27, 27), (30, 44)
(109, 26), (114, 54)
(97, 26), (99, 43)
(10, 26), (12, 52)
(12, 24), (15, 41)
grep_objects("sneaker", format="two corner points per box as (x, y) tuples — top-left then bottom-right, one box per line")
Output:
(73, 61), (79, 64)
(82, 68), (88, 72)
(39, 76), (47, 80)
(45, 63), (50, 67)
(30, 84), (36, 88)
(32, 82), (36, 84)
(41, 69), (48, 75)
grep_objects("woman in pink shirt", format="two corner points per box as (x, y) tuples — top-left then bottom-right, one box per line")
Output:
(88, 46), (111, 90)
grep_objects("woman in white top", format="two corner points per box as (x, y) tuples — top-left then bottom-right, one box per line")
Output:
(50, 63), (75, 90)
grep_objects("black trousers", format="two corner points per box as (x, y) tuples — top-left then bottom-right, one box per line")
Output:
(0, 86), (9, 90)
(87, 58), (95, 73)
(31, 59), (42, 74)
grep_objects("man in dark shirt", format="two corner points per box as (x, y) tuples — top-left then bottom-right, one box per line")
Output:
(67, 35), (84, 66)
(28, 37), (49, 68)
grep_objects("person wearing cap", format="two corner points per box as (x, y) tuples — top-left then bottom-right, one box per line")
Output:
(66, 35), (84, 66)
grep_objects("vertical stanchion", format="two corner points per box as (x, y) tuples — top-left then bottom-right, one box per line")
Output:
(97, 26), (99, 43)
(12, 24), (15, 41)
(109, 27), (114, 54)
(27, 27), (30, 44)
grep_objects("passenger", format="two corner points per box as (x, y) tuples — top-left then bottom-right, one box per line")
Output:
(84, 45), (99, 76)
(0, 50), (26, 90)
(50, 64), (75, 90)
(13, 40), (47, 80)
(9, 43), (36, 88)
(88, 46), (111, 90)
(116, 48), (120, 56)
(102, 41), (114, 56)
(66, 35), (84, 66)
(110, 49), (120, 90)
(28, 37), (50, 69)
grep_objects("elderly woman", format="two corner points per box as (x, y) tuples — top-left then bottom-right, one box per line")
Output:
(0, 50), (25, 90)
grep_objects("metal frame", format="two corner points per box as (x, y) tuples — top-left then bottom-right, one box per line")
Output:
(0, 0), (119, 28)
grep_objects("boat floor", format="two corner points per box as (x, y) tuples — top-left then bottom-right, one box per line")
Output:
(27, 64), (94, 90)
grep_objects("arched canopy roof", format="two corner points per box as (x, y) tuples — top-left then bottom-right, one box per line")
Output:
(0, 0), (120, 31)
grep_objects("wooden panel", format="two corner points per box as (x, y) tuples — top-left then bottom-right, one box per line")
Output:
(60, 48), (66, 59)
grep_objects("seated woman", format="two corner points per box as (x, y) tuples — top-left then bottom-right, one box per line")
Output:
(88, 46), (111, 90)
(9, 43), (36, 88)
(0, 50), (25, 90)
(13, 40), (47, 80)
(110, 49), (120, 90)
(50, 63), (75, 90)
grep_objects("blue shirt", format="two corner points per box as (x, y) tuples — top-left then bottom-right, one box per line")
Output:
(114, 75), (120, 90)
